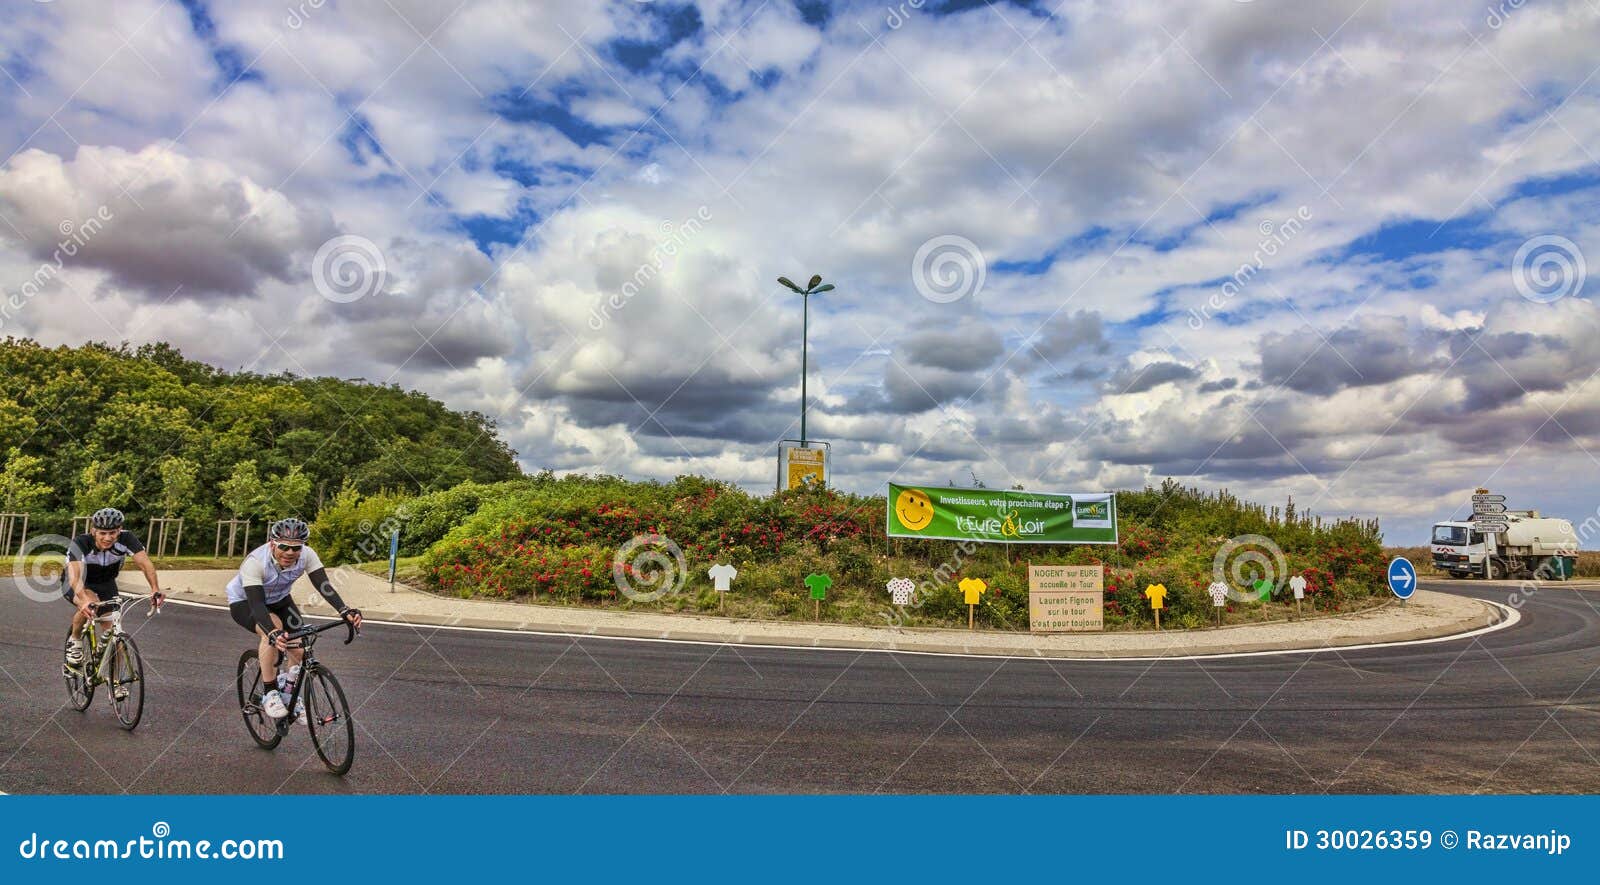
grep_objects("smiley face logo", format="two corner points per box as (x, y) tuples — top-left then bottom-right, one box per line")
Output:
(895, 489), (934, 531)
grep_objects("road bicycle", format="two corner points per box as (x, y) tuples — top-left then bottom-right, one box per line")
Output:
(235, 616), (358, 775)
(63, 592), (162, 731)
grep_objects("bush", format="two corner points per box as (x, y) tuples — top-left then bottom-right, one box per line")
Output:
(311, 483), (414, 564)
(405, 473), (1388, 631)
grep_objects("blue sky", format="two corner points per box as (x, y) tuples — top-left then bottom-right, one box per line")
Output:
(1, 0), (1598, 545)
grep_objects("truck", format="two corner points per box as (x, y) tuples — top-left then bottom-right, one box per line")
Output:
(1431, 510), (1579, 580)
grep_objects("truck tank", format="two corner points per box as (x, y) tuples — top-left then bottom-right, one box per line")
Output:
(1502, 517), (1579, 554)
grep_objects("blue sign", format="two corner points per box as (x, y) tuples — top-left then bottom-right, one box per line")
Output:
(387, 530), (400, 584)
(1387, 556), (1416, 599)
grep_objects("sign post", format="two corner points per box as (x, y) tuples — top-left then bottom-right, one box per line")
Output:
(1387, 557), (1417, 605)
(1208, 581), (1227, 625)
(1289, 575), (1307, 617)
(1028, 565), (1103, 632)
(805, 573), (832, 621)
(388, 529), (400, 593)
(709, 563), (737, 612)
(1145, 583), (1167, 630)
(958, 577), (987, 630)
(778, 440), (829, 491)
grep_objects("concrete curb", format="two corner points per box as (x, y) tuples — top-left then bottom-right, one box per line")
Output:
(150, 582), (1510, 661)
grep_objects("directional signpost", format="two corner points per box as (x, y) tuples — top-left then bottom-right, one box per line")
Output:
(1388, 556), (1417, 604)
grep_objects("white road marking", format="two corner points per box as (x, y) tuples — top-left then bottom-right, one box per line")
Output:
(148, 595), (1521, 663)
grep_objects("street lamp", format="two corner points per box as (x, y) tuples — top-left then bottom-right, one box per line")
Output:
(776, 274), (834, 444)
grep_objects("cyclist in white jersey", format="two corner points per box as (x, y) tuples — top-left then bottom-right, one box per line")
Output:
(226, 518), (361, 720)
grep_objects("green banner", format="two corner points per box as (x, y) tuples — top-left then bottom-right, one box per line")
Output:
(886, 484), (1117, 545)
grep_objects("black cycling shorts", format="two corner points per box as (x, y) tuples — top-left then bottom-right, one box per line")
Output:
(229, 597), (304, 634)
(62, 581), (120, 605)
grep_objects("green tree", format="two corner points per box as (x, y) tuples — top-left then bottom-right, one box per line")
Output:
(74, 461), (135, 513)
(0, 448), (51, 511)
(0, 397), (38, 453)
(155, 456), (201, 517)
(263, 464), (312, 519)
(219, 460), (265, 519)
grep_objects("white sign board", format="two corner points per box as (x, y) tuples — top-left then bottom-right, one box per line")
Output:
(1289, 575), (1307, 600)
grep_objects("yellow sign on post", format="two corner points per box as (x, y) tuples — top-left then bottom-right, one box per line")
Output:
(1145, 583), (1168, 630)
(958, 577), (987, 629)
(778, 442), (828, 490)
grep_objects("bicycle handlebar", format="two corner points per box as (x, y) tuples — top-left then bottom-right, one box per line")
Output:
(284, 617), (358, 645)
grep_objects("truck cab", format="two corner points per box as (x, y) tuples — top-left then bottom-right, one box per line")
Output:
(1431, 521), (1489, 578)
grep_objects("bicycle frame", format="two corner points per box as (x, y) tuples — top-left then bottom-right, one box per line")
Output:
(75, 594), (156, 686)
(265, 618), (354, 735)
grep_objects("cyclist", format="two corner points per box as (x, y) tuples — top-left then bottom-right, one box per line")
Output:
(63, 508), (164, 694)
(226, 518), (361, 721)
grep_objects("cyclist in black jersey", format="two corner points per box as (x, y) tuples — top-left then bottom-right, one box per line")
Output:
(64, 508), (164, 671)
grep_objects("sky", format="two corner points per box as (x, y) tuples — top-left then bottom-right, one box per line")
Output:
(0, 0), (1597, 546)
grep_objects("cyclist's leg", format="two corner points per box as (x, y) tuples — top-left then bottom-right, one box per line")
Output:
(63, 584), (88, 637)
(64, 583), (114, 661)
(277, 599), (306, 672)
(229, 600), (285, 683)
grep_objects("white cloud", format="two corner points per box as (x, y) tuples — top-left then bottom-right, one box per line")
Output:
(4, 0), (1600, 544)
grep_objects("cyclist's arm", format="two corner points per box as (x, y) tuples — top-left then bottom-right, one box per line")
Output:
(129, 549), (160, 595)
(300, 549), (352, 612)
(237, 557), (278, 634)
(65, 560), (95, 610)
(242, 584), (278, 635)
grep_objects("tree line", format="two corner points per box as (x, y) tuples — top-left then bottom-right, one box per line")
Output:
(0, 339), (522, 545)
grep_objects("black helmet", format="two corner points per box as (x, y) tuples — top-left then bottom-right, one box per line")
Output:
(90, 508), (125, 530)
(268, 517), (310, 542)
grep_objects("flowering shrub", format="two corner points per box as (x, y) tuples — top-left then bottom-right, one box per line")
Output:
(404, 474), (1388, 629)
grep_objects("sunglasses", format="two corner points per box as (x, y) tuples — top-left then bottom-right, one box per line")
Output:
(273, 543), (304, 553)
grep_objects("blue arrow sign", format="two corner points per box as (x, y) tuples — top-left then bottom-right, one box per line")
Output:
(1387, 557), (1416, 600)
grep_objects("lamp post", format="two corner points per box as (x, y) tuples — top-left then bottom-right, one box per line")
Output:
(776, 274), (834, 444)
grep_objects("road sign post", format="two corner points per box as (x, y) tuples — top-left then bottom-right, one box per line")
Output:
(1387, 557), (1417, 605)
(388, 529), (400, 593)
(1145, 583), (1167, 630)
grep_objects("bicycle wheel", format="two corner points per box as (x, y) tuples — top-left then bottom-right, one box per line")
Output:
(109, 636), (145, 731)
(235, 649), (282, 750)
(64, 630), (93, 711)
(304, 666), (354, 775)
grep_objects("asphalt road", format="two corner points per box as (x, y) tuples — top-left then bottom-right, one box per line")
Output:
(2, 579), (1598, 794)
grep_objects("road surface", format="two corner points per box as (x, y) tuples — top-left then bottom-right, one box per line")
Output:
(1, 579), (1597, 793)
